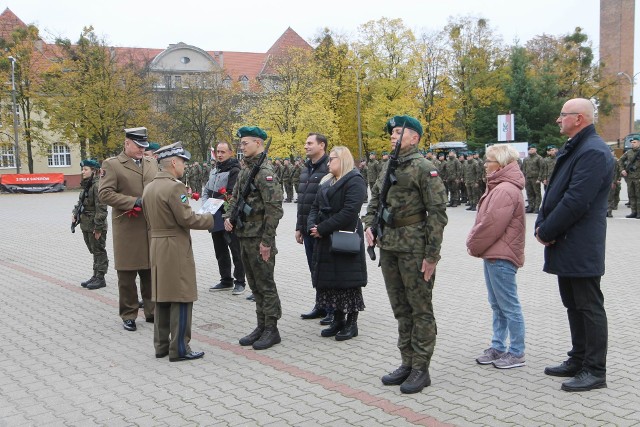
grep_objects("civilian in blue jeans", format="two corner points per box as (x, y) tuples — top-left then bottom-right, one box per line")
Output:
(466, 144), (527, 369)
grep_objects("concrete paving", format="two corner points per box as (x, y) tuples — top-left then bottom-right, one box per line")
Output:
(0, 188), (638, 426)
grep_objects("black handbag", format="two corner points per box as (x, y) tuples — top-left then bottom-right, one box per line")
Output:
(330, 226), (361, 255)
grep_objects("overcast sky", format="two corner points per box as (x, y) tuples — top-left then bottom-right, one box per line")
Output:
(5, 0), (640, 117)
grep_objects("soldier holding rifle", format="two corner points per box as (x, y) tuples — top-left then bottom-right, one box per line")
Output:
(364, 115), (448, 394)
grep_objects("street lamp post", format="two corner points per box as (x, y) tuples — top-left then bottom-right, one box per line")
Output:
(8, 56), (20, 173)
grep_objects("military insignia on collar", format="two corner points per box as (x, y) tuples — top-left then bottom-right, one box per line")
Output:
(266, 175), (273, 181)
(430, 170), (438, 177)
(100, 168), (106, 178)
(180, 194), (188, 203)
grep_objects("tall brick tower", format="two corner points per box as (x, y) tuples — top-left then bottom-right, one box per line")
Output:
(599, 0), (635, 143)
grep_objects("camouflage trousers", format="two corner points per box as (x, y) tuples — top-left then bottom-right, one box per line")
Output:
(466, 182), (480, 205)
(446, 179), (459, 204)
(82, 230), (108, 278)
(380, 249), (437, 370)
(525, 178), (542, 210)
(284, 181), (294, 201)
(627, 178), (640, 214)
(608, 182), (620, 212)
(239, 236), (282, 326)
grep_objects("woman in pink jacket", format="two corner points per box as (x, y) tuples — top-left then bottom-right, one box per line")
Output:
(466, 144), (526, 369)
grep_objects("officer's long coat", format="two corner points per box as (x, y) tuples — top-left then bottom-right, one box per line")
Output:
(142, 171), (213, 302)
(99, 152), (158, 270)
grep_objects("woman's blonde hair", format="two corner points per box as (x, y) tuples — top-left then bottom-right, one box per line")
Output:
(321, 145), (355, 184)
(486, 144), (520, 167)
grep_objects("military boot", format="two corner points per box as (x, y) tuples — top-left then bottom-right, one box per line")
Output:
(81, 275), (96, 288)
(252, 325), (281, 350)
(86, 276), (106, 290)
(321, 311), (345, 337)
(470, 204), (477, 211)
(400, 368), (431, 394)
(239, 324), (264, 346)
(335, 312), (358, 341)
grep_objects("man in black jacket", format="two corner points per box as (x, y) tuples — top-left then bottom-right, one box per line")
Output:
(296, 133), (330, 323)
(204, 142), (246, 295)
(535, 98), (614, 392)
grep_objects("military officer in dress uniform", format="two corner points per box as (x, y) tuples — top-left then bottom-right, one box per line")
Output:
(224, 126), (284, 350)
(142, 142), (214, 362)
(364, 115), (448, 394)
(99, 127), (158, 331)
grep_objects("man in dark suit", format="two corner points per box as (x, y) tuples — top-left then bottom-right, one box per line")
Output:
(535, 98), (614, 392)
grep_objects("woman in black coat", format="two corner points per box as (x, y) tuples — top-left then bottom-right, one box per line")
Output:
(307, 146), (367, 341)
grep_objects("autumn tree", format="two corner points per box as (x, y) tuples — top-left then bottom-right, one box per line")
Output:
(0, 23), (46, 173)
(246, 47), (336, 159)
(42, 27), (153, 160)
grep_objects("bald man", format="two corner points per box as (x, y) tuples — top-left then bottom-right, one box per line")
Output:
(535, 98), (614, 392)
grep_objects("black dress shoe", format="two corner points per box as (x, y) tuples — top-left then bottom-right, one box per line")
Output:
(400, 369), (431, 394)
(170, 351), (205, 362)
(145, 317), (154, 323)
(301, 307), (326, 319)
(544, 359), (581, 377)
(561, 370), (607, 392)
(381, 365), (412, 385)
(319, 312), (334, 325)
(123, 319), (137, 331)
(155, 351), (168, 358)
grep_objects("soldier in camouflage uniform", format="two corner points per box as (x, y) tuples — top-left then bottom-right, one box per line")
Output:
(364, 115), (448, 394)
(607, 148), (622, 218)
(367, 152), (380, 192)
(619, 137), (640, 218)
(224, 126), (284, 350)
(292, 158), (302, 201)
(73, 159), (109, 290)
(541, 145), (557, 191)
(463, 151), (480, 211)
(523, 144), (543, 213)
(282, 158), (294, 202)
(441, 151), (461, 207)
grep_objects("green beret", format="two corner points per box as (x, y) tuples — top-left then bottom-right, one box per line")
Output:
(382, 151), (389, 155)
(386, 115), (423, 137)
(546, 145), (557, 150)
(369, 151), (376, 155)
(80, 159), (100, 169)
(146, 142), (161, 152)
(529, 144), (537, 149)
(237, 126), (267, 140)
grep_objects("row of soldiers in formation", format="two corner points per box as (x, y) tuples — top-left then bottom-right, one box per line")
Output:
(183, 157), (305, 203)
(359, 145), (558, 212)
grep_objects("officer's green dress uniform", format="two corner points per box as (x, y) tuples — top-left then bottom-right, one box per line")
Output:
(225, 126), (284, 349)
(364, 116), (448, 392)
(73, 159), (109, 288)
(142, 142), (213, 361)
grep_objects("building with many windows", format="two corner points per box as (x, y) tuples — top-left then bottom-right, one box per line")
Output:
(0, 7), (309, 187)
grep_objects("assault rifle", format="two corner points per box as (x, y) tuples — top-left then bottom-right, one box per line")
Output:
(367, 123), (406, 260)
(229, 137), (272, 230)
(71, 186), (88, 233)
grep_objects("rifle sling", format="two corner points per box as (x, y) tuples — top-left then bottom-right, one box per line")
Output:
(386, 212), (426, 228)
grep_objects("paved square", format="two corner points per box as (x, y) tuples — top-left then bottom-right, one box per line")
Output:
(0, 190), (638, 426)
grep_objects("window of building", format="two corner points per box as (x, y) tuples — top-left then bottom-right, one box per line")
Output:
(0, 144), (15, 168)
(223, 76), (232, 89)
(240, 75), (249, 91)
(48, 143), (71, 167)
(174, 75), (182, 88)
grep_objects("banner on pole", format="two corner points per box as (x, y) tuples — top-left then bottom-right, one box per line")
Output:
(497, 114), (515, 142)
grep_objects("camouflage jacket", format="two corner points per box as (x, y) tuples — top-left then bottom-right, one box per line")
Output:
(224, 154), (283, 246)
(73, 175), (108, 233)
(462, 159), (479, 182)
(366, 160), (380, 184)
(441, 157), (462, 180)
(541, 156), (557, 182)
(523, 153), (543, 180)
(619, 148), (640, 179)
(364, 147), (448, 262)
